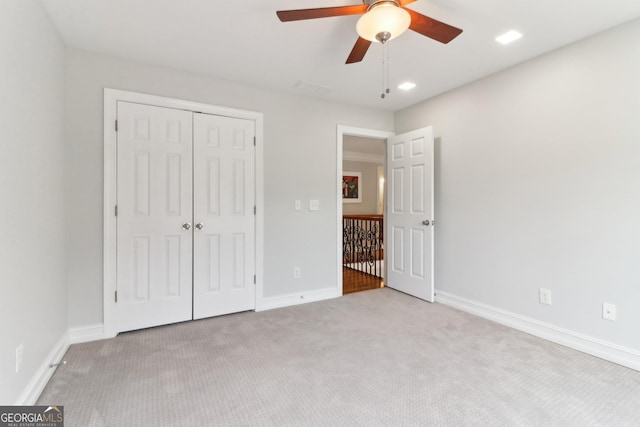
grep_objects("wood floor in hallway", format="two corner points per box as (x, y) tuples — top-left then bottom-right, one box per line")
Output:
(342, 267), (384, 295)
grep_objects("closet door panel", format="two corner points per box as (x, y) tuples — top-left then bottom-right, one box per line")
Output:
(116, 101), (193, 332)
(193, 113), (256, 319)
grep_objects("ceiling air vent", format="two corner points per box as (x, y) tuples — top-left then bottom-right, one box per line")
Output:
(292, 81), (331, 95)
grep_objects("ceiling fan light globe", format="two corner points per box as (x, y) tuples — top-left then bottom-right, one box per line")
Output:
(356, 3), (411, 43)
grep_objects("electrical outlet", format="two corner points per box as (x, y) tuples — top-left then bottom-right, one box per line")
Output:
(293, 267), (301, 279)
(309, 200), (320, 211)
(539, 288), (552, 305)
(603, 303), (617, 321)
(16, 343), (23, 373)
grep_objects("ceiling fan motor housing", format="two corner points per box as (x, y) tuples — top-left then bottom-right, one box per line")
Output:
(357, 0), (410, 43)
(363, 0), (401, 8)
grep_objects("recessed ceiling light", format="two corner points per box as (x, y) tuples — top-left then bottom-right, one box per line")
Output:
(398, 82), (416, 91)
(495, 30), (522, 45)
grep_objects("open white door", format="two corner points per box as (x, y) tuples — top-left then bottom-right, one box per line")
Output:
(385, 127), (434, 302)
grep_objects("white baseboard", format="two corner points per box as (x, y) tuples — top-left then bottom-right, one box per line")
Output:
(256, 287), (340, 312)
(15, 333), (69, 405)
(435, 290), (640, 372)
(68, 324), (105, 344)
(16, 324), (106, 405)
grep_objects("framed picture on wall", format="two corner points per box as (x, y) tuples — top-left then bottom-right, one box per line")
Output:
(342, 172), (362, 203)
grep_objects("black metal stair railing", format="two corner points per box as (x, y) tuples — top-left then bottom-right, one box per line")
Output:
(343, 215), (383, 278)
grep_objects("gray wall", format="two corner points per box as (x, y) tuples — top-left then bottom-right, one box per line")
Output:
(342, 160), (383, 215)
(395, 18), (640, 350)
(0, 1), (67, 403)
(65, 49), (394, 327)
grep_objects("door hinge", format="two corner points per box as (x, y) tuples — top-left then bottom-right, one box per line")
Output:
(253, 275), (256, 284)
(253, 206), (256, 215)
(115, 120), (118, 132)
(253, 136), (256, 146)
(115, 290), (118, 302)
(114, 205), (118, 216)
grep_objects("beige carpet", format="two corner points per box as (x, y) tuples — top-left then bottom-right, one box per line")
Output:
(38, 288), (640, 426)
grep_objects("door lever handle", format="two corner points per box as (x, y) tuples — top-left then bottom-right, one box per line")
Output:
(422, 220), (430, 226)
(195, 223), (204, 230)
(182, 223), (191, 230)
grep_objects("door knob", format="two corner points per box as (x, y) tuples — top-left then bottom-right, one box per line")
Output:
(422, 220), (430, 226)
(195, 223), (204, 230)
(182, 223), (191, 230)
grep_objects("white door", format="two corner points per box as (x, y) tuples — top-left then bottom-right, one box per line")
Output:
(192, 113), (256, 319)
(116, 102), (194, 331)
(385, 127), (435, 302)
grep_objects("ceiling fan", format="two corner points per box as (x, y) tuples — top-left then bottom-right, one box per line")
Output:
(276, 0), (463, 64)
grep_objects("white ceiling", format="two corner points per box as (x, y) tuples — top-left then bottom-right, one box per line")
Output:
(41, 0), (640, 112)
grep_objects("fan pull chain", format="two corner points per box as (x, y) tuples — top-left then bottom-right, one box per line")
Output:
(381, 43), (390, 99)
(387, 42), (391, 95)
(380, 49), (384, 98)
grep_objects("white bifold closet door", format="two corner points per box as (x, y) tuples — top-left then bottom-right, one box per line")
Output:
(115, 102), (255, 333)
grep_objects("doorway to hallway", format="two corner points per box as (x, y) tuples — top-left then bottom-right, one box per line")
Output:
(336, 125), (435, 302)
(340, 134), (387, 295)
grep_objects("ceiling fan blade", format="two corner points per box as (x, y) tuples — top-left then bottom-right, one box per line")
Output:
(346, 37), (372, 64)
(405, 9), (463, 44)
(277, 5), (367, 22)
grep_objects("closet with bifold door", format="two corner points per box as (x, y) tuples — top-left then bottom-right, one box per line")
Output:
(115, 101), (255, 333)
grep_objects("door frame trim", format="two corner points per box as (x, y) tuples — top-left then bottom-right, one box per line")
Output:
(336, 126), (394, 296)
(103, 88), (264, 338)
